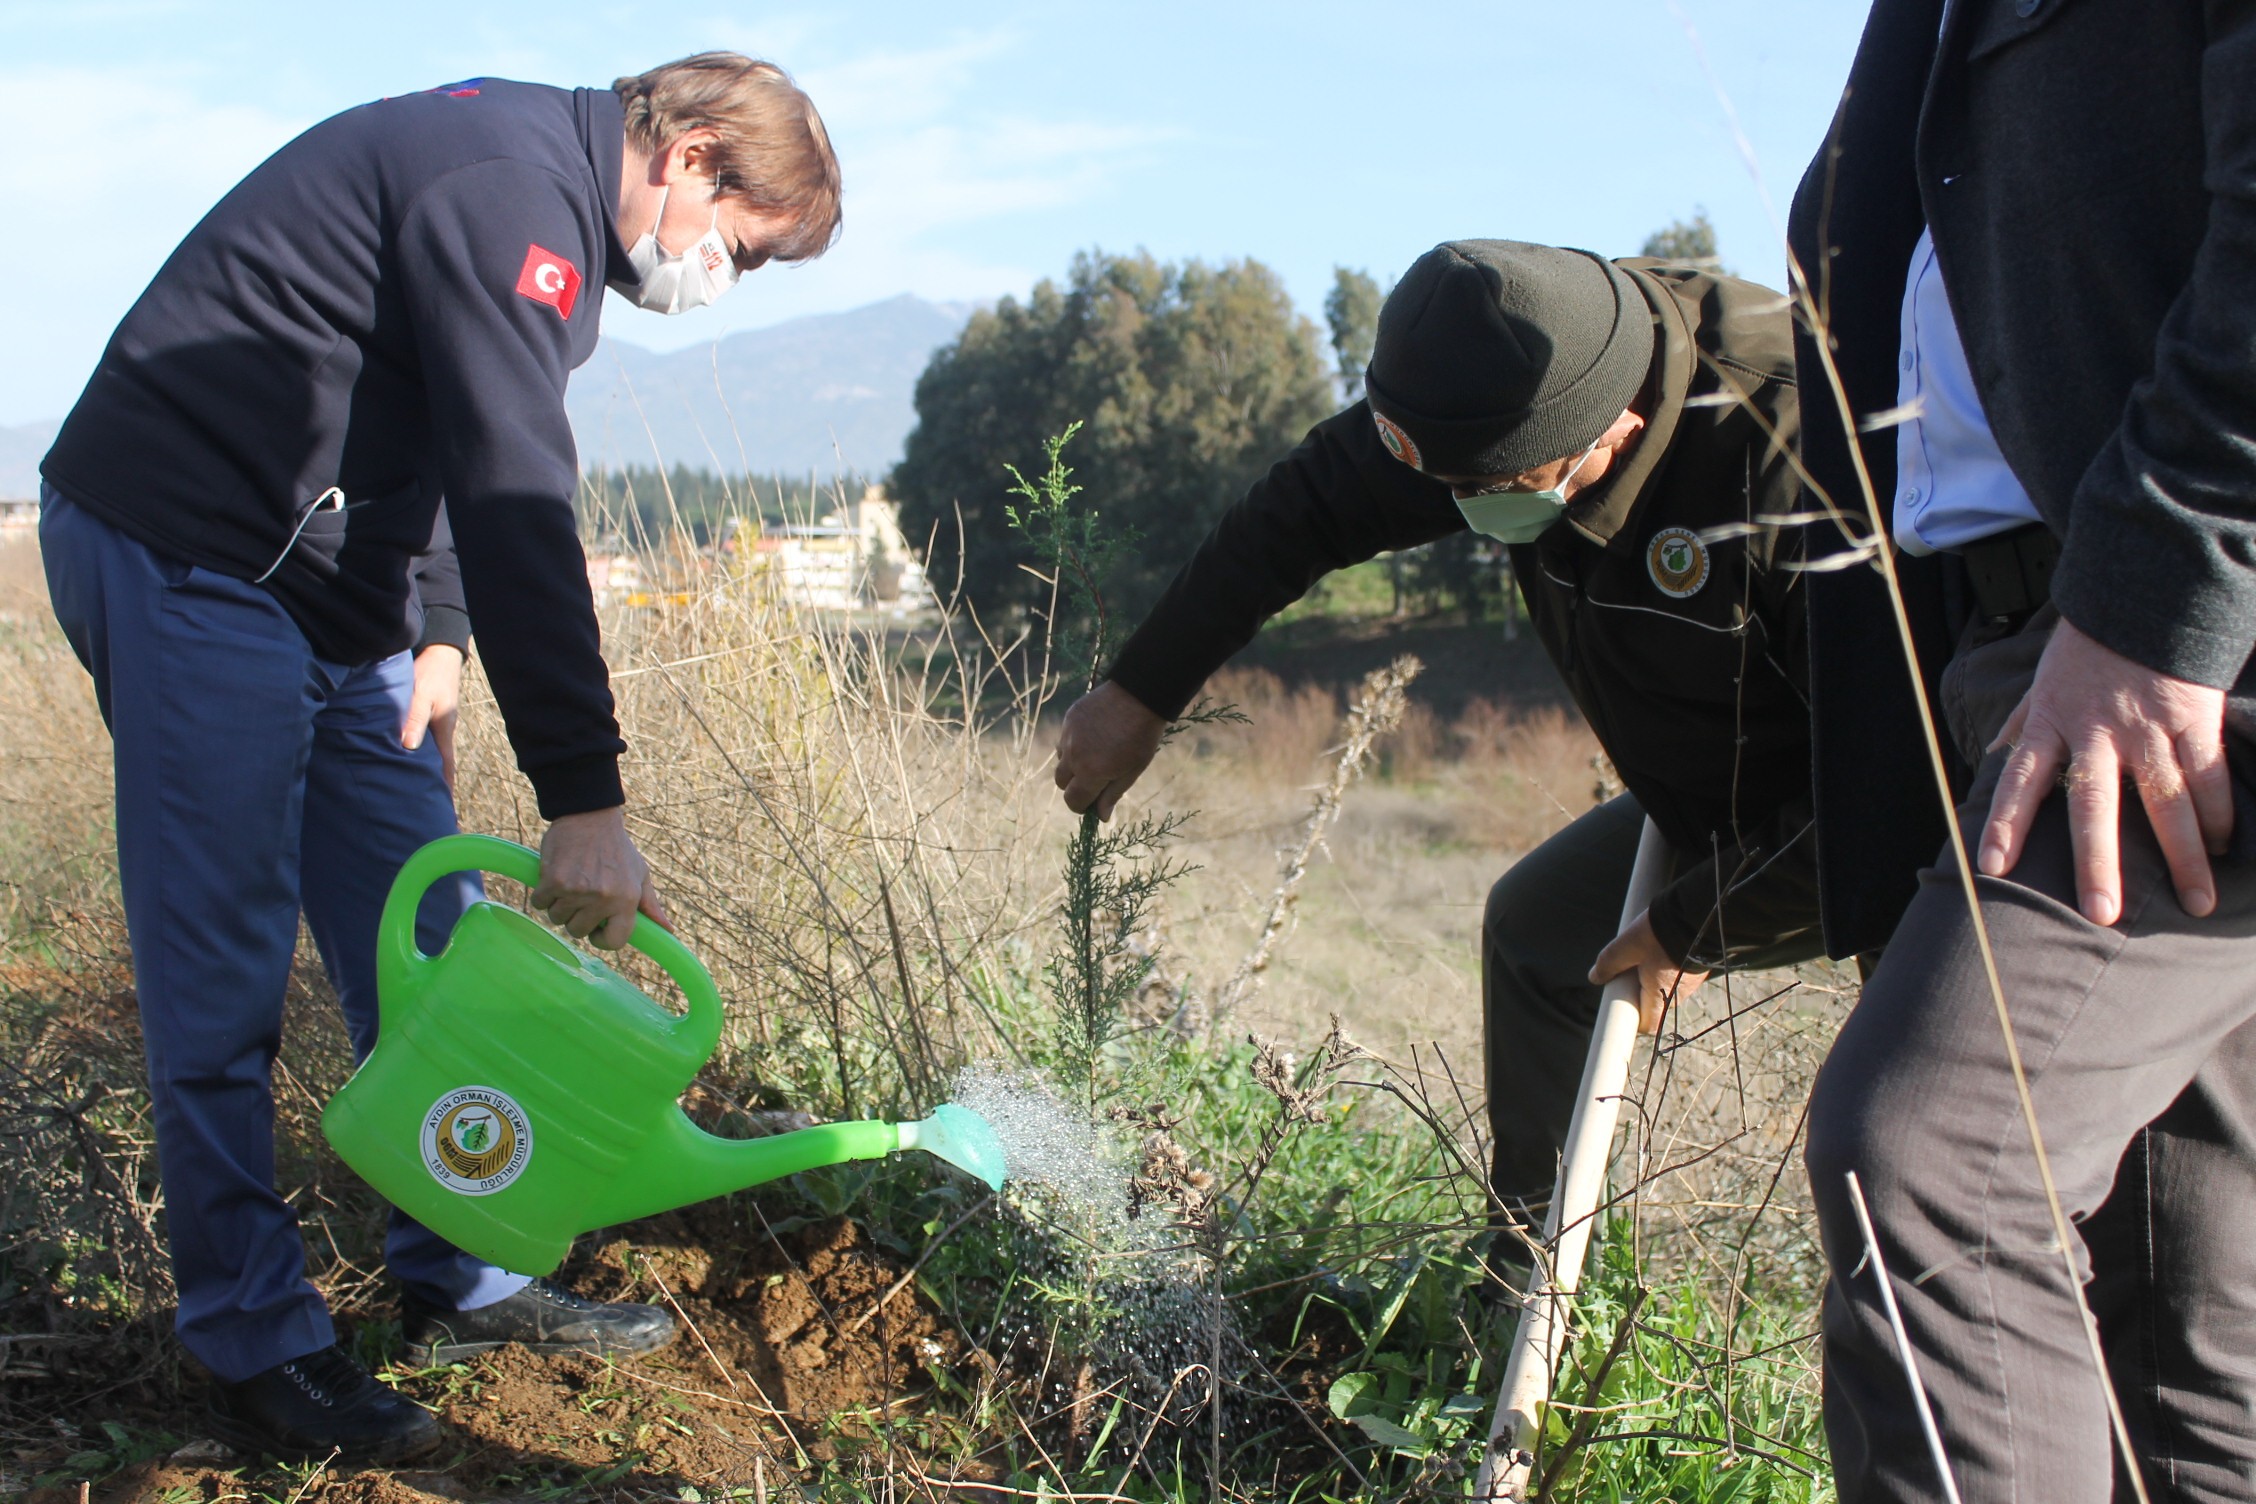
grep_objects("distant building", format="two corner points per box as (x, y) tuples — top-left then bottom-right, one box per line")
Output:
(584, 549), (646, 603)
(0, 499), (38, 530)
(727, 485), (935, 615)
(579, 484), (936, 615)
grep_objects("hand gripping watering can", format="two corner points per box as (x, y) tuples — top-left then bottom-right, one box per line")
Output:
(322, 834), (1006, 1276)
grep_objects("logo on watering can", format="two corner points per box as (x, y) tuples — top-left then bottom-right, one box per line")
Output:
(421, 1086), (534, 1195)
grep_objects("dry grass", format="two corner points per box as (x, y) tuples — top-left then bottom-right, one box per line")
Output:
(0, 523), (1845, 1497)
(448, 539), (1062, 1118)
(0, 528), (112, 950)
(0, 525), (51, 617)
(1130, 665), (1618, 1064)
(0, 520), (1810, 1101)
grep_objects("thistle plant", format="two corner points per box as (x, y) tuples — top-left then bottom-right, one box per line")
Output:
(1210, 655), (1421, 1030)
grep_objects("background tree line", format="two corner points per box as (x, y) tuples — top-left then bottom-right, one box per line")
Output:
(888, 249), (1336, 627)
(890, 214), (1721, 634)
(577, 465), (873, 549)
(576, 213), (1724, 627)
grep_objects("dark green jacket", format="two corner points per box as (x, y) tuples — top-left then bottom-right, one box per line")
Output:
(1107, 263), (1816, 966)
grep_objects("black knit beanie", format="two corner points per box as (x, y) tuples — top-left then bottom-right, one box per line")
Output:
(1364, 240), (1653, 478)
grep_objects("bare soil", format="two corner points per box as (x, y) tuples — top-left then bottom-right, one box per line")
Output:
(15, 1206), (980, 1503)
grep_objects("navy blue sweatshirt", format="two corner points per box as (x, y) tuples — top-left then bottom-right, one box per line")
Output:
(44, 79), (627, 817)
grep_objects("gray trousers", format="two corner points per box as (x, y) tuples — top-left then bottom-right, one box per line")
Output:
(1806, 611), (2256, 1504)
(1483, 794), (1819, 1213)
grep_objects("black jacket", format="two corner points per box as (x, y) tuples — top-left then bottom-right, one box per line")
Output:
(1788, 0), (2256, 955)
(43, 78), (627, 817)
(408, 505), (471, 656)
(1108, 264), (1817, 966)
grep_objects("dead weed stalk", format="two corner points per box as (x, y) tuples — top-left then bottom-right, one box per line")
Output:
(1209, 654), (1422, 1029)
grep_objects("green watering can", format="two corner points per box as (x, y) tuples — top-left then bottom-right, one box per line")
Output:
(322, 834), (1006, 1276)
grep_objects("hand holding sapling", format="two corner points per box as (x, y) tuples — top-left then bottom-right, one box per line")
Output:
(1056, 682), (1168, 820)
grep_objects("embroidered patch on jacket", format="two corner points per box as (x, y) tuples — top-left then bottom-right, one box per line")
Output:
(1647, 527), (1711, 598)
(514, 244), (582, 320)
(1373, 413), (1423, 471)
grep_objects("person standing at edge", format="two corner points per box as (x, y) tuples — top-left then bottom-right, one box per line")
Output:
(1789, 2), (2256, 1499)
(36, 53), (841, 1463)
(1052, 240), (1825, 1259)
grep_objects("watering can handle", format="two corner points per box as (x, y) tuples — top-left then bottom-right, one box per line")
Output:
(377, 833), (723, 1059)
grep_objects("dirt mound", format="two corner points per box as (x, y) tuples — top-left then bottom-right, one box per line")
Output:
(16, 1206), (977, 1502)
(564, 1204), (958, 1425)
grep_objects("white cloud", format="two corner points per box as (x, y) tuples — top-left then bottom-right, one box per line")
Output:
(616, 31), (1183, 352)
(0, 30), (1189, 403)
(790, 32), (1018, 133)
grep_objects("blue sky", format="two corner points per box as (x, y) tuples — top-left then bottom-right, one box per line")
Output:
(0, 0), (1871, 427)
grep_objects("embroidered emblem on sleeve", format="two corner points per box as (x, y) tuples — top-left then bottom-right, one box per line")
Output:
(1373, 413), (1424, 471)
(1647, 527), (1711, 598)
(514, 244), (583, 320)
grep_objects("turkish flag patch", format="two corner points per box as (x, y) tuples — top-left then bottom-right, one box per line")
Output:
(514, 244), (582, 319)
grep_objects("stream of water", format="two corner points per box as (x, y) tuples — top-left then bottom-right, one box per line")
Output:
(945, 1063), (1249, 1457)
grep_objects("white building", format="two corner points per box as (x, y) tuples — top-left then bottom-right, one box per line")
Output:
(729, 485), (934, 616)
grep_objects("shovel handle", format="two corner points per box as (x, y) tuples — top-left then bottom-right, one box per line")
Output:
(379, 834), (723, 1059)
(1474, 815), (1670, 1500)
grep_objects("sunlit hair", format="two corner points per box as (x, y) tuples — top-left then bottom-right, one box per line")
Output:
(613, 52), (842, 263)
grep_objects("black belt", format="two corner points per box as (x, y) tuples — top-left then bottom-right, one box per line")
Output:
(1958, 522), (2058, 620)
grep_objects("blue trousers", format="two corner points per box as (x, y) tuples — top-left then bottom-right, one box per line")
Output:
(39, 489), (529, 1382)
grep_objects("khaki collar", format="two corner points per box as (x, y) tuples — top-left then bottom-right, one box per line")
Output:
(1563, 265), (1693, 550)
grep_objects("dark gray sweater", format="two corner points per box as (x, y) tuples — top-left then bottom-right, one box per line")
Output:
(1789, 0), (2256, 956)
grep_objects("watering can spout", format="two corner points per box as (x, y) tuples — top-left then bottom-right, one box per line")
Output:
(581, 1105), (1010, 1228)
(581, 1113), (902, 1229)
(897, 1104), (1009, 1193)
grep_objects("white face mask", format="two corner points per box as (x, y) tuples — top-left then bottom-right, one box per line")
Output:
(614, 186), (740, 314)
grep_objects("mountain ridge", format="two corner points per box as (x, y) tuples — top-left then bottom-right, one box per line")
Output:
(0, 420), (59, 502)
(570, 293), (970, 480)
(0, 294), (971, 498)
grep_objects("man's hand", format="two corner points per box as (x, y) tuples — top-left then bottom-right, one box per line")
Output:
(1981, 617), (2232, 924)
(532, 806), (670, 949)
(1055, 681), (1167, 820)
(1588, 910), (1709, 1035)
(403, 643), (464, 793)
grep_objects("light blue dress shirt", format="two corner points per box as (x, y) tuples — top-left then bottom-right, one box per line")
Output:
(1892, 228), (2042, 555)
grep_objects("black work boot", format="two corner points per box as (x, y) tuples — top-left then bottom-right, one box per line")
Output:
(206, 1343), (440, 1463)
(400, 1278), (677, 1365)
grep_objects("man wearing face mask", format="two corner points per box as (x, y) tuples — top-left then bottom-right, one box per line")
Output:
(1052, 240), (1820, 1244)
(35, 53), (839, 1462)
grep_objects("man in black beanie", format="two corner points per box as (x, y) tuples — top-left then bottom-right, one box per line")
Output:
(1052, 239), (1823, 1249)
